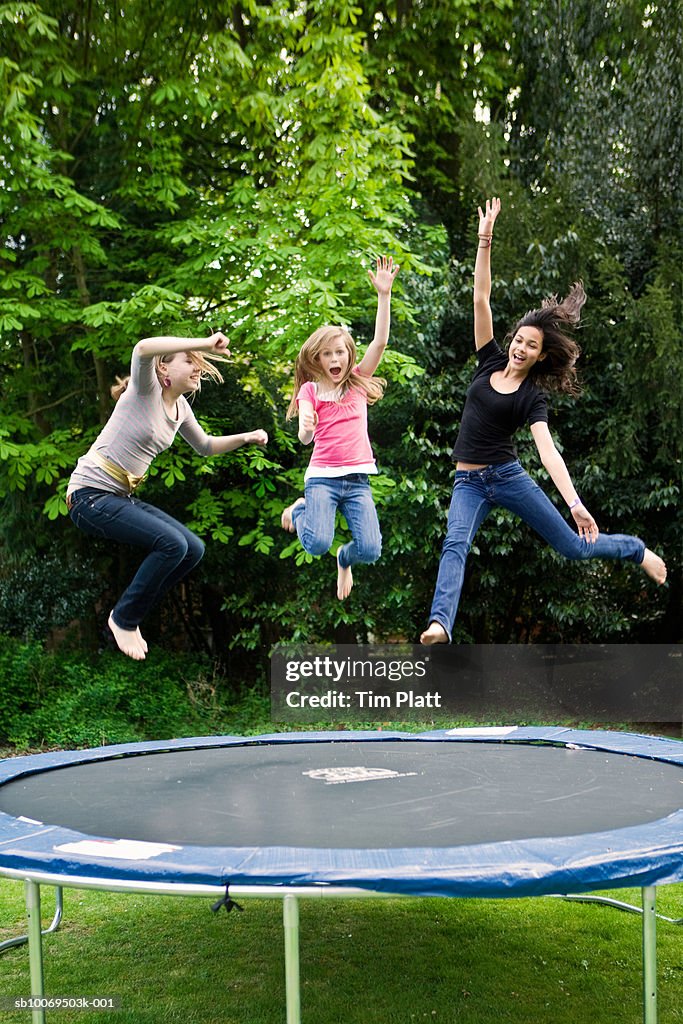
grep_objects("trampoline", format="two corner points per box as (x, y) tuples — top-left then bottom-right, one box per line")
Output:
(1, 726), (682, 1023)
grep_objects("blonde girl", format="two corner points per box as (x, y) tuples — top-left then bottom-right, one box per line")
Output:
(282, 257), (399, 599)
(67, 332), (268, 660)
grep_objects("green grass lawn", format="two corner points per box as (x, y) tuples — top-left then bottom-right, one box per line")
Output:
(1, 878), (682, 1023)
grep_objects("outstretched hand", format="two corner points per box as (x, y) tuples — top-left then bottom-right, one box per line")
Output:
(572, 503), (598, 543)
(245, 429), (268, 446)
(477, 197), (501, 236)
(368, 255), (400, 295)
(208, 331), (231, 356)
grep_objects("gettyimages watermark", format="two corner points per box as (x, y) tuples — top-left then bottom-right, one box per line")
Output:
(271, 644), (438, 720)
(270, 643), (682, 723)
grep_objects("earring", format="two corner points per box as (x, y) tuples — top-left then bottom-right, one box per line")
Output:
(163, 376), (171, 387)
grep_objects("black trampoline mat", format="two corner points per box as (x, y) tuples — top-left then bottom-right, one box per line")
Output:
(1, 741), (681, 849)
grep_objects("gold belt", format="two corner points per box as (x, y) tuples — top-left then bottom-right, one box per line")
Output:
(88, 450), (146, 492)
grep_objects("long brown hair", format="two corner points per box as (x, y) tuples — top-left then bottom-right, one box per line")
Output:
(286, 325), (385, 420)
(111, 350), (227, 401)
(506, 282), (586, 396)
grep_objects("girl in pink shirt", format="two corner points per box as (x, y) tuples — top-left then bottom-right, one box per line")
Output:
(282, 257), (399, 599)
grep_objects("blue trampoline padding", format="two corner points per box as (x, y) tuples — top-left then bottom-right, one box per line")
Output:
(0, 728), (682, 899)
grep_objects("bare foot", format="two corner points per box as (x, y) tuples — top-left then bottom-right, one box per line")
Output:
(337, 552), (353, 600)
(641, 548), (667, 585)
(281, 497), (305, 532)
(420, 622), (449, 645)
(108, 612), (146, 660)
(136, 628), (148, 653)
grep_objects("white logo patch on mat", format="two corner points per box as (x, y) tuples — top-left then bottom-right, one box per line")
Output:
(303, 766), (418, 785)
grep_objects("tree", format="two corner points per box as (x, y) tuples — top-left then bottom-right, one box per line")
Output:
(504, 0), (682, 639)
(0, 4), (424, 509)
(359, 0), (515, 241)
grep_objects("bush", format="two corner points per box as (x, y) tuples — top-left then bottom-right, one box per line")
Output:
(0, 553), (103, 642)
(0, 636), (267, 750)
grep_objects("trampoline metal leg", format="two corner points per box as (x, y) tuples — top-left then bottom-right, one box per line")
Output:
(0, 885), (64, 954)
(25, 879), (46, 1024)
(283, 895), (301, 1024)
(642, 886), (657, 1024)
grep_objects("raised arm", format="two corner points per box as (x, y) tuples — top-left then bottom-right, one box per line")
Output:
(134, 331), (230, 360)
(474, 197), (501, 350)
(356, 256), (400, 377)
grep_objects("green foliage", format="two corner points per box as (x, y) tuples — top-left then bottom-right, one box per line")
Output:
(360, 0), (516, 237)
(0, 552), (101, 641)
(0, 635), (55, 743)
(0, 0), (421, 504)
(509, 0), (682, 265)
(0, 634), (265, 749)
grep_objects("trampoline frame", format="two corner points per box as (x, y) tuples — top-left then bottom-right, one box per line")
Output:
(1, 726), (682, 1024)
(0, 873), (666, 1024)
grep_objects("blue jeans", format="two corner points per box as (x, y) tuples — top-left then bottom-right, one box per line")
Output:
(292, 474), (382, 569)
(68, 487), (205, 630)
(429, 460), (645, 641)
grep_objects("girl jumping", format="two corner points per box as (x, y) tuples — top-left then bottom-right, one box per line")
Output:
(281, 256), (400, 599)
(66, 332), (268, 660)
(421, 197), (666, 645)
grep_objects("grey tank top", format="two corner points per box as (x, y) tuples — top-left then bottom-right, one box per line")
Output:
(67, 349), (213, 496)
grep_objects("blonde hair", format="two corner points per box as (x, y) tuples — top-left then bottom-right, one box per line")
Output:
(111, 350), (227, 401)
(286, 326), (385, 419)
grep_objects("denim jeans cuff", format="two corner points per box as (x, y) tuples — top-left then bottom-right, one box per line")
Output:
(429, 618), (452, 644)
(110, 610), (138, 632)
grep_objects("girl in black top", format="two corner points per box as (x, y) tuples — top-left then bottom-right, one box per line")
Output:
(421, 197), (667, 644)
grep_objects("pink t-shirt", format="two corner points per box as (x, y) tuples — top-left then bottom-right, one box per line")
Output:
(297, 373), (377, 478)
